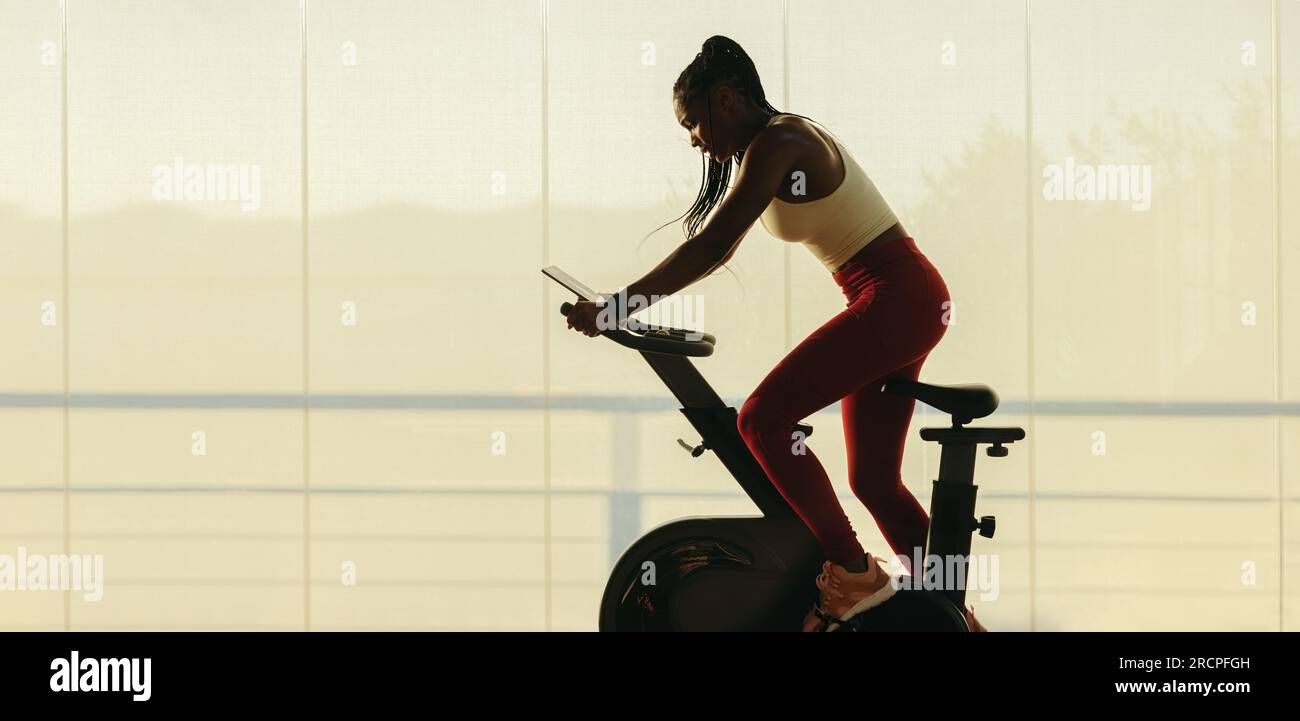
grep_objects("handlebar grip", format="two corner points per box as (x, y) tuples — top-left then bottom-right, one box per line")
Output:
(556, 301), (714, 357)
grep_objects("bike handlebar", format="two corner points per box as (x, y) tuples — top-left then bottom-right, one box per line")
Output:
(560, 302), (715, 357)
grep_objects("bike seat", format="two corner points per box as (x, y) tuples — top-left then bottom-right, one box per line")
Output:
(880, 380), (999, 425)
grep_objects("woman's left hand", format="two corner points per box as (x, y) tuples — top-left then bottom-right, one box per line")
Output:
(566, 300), (604, 337)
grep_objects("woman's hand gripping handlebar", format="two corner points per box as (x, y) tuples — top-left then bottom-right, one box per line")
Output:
(559, 302), (716, 357)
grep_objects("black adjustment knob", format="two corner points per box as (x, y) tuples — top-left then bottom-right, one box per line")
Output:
(976, 516), (996, 539)
(987, 443), (1008, 457)
(676, 438), (706, 457)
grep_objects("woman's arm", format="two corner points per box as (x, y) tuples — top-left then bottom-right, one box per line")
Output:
(620, 124), (794, 315)
(620, 232), (730, 310)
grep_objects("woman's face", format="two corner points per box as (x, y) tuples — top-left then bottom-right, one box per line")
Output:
(675, 84), (738, 162)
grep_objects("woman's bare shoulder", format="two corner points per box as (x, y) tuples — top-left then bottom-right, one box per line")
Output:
(757, 114), (823, 151)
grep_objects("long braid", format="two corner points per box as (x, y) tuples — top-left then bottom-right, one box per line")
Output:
(638, 35), (816, 260)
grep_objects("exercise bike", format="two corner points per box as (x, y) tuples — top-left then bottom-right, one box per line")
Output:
(543, 266), (1025, 631)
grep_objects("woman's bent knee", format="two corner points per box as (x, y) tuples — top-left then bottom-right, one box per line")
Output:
(737, 393), (789, 447)
(852, 477), (907, 506)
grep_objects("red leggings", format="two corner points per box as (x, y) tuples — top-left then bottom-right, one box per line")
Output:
(736, 236), (951, 568)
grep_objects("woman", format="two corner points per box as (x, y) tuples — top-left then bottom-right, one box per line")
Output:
(566, 35), (984, 633)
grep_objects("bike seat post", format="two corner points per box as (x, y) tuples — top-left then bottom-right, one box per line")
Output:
(921, 432), (981, 610)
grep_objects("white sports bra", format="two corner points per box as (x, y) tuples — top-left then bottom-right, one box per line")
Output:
(758, 117), (899, 272)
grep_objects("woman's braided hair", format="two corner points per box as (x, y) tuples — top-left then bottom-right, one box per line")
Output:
(639, 36), (814, 267)
(672, 36), (779, 240)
